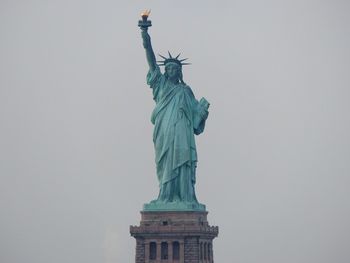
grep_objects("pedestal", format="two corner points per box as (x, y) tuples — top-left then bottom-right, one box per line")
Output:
(130, 211), (218, 263)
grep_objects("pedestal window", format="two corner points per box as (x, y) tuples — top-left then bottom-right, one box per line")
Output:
(149, 242), (157, 260)
(173, 241), (180, 260)
(161, 242), (168, 260)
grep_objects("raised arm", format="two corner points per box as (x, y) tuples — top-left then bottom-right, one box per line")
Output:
(141, 28), (157, 72)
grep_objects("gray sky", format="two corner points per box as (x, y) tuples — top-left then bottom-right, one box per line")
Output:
(1, 1), (350, 262)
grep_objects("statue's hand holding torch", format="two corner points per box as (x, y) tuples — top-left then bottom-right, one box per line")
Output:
(139, 10), (152, 48)
(138, 10), (156, 69)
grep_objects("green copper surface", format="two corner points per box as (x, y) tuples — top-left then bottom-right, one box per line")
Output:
(139, 15), (209, 212)
(143, 201), (206, 212)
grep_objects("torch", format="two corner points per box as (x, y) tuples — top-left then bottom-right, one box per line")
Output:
(138, 10), (152, 30)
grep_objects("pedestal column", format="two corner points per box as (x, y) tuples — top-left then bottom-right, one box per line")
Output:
(180, 240), (185, 263)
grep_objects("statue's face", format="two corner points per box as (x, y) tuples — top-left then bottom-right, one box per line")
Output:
(165, 63), (180, 80)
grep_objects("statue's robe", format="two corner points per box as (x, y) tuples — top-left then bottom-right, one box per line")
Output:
(147, 66), (208, 203)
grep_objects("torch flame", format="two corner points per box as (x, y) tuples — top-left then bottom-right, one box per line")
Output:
(141, 9), (151, 17)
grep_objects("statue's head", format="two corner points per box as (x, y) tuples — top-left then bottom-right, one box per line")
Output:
(158, 52), (190, 84)
(165, 62), (181, 83)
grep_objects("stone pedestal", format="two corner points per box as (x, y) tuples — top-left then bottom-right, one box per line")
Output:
(130, 211), (218, 263)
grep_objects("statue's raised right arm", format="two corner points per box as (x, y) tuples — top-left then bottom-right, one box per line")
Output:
(141, 28), (157, 72)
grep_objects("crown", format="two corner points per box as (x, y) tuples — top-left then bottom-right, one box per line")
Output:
(157, 51), (191, 67)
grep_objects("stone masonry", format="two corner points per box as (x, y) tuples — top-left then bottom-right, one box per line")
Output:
(130, 211), (218, 263)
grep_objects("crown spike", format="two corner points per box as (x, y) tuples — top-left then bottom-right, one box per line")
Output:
(156, 53), (191, 67)
(158, 54), (167, 60)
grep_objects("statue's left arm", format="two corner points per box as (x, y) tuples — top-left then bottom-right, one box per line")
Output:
(193, 99), (209, 135)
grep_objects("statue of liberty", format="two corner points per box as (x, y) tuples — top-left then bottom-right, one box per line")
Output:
(139, 11), (210, 211)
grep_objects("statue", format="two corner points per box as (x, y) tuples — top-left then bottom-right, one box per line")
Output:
(139, 11), (210, 211)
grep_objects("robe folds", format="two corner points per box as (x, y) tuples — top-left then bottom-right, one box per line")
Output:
(147, 66), (209, 202)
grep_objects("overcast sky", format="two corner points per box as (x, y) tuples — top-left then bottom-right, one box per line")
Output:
(1, 1), (350, 263)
